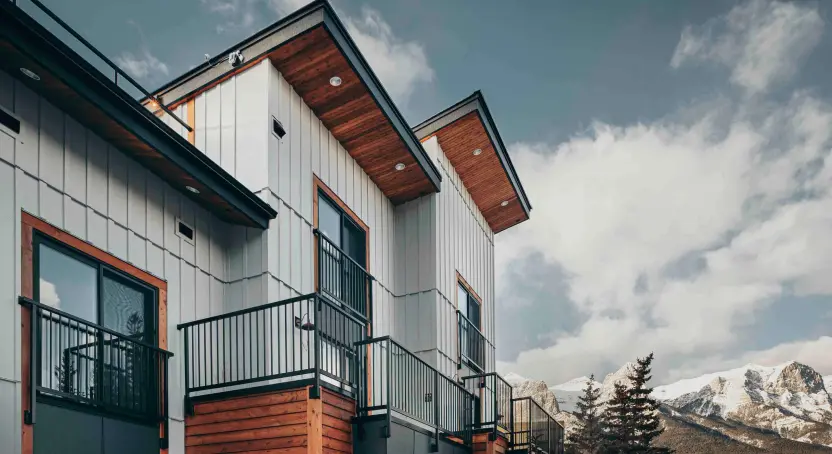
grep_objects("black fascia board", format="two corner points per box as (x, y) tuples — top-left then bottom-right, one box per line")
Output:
(413, 91), (532, 214)
(152, 0), (442, 194)
(1, 2), (277, 229)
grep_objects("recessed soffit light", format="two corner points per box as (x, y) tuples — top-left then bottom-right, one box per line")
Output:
(329, 76), (342, 87)
(501, 200), (509, 207)
(472, 148), (482, 156)
(185, 185), (200, 194)
(20, 67), (40, 81)
(394, 163), (406, 171)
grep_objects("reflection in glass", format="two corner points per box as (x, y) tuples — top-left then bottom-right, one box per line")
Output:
(38, 243), (97, 322)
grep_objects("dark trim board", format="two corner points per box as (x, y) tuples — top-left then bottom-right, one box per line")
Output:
(0, 1), (276, 229)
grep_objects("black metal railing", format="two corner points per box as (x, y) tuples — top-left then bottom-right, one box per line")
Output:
(512, 397), (563, 454)
(458, 311), (486, 372)
(9, 0), (191, 130)
(178, 293), (365, 405)
(462, 373), (513, 441)
(315, 230), (373, 320)
(356, 336), (474, 448)
(19, 297), (172, 426)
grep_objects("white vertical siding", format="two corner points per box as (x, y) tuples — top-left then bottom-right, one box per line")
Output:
(191, 61), (270, 193)
(262, 63), (400, 340)
(0, 69), (241, 454)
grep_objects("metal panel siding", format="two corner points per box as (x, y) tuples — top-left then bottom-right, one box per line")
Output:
(0, 70), (237, 453)
(220, 79), (236, 176)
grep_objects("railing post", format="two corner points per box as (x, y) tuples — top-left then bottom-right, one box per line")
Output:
(384, 339), (391, 438)
(311, 295), (321, 399)
(183, 327), (192, 415)
(160, 356), (169, 449)
(431, 369), (439, 453)
(25, 304), (36, 424)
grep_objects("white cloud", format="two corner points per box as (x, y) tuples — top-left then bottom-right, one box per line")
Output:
(663, 336), (832, 383)
(200, 0), (258, 34)
(671, 1), (823, 93)
(267, 0), (311, 16)
(114, 21), (169, 80)
(200, 1), (434, 105)
(343, 6), (434, 104)
(497, 87), (832, 385)
(39, 278), (60, 308)
(114, 49), (169, 79)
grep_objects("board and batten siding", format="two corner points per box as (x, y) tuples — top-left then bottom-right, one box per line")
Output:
(0, 68), (263, 454)
(395, 137), (496, 377)
(186, 60), (402, 340)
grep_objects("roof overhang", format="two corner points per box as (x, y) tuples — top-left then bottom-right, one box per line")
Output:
(152, 0), (442, 205)
(0, 1), (277, 229)
(414, 92), (531, 233)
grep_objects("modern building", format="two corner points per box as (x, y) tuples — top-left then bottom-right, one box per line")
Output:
(0, 0), (563, 453)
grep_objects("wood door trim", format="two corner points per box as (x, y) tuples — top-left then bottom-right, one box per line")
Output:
(20, 211), (169, 454)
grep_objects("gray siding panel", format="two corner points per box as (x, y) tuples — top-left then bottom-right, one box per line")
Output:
(0, 69), (239, 454)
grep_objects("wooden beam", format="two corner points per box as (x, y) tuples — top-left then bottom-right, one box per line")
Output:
(307, 386), (323, 454)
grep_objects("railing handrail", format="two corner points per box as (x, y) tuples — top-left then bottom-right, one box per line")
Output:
(513, 396), (560, 422)
(177, 292), (366, 330)
(19, 296), (173, 356)
(11, 0), (192, 132)
(456, 310), (485, 337)
(357, 336), (470, 397)
(313, 229), (374, 279)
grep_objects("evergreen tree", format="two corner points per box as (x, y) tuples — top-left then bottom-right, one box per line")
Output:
(602, 380), (633, 453)
(627, 353), (670, 453)
(567, 375), (605, 453)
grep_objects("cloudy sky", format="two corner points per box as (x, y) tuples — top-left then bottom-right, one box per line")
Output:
(32, 0), (832, 385)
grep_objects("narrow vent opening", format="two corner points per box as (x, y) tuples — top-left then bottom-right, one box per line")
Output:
(272, 116), (286, 138)
(0, 107), (20, 134)
(176, 219), (194, 243)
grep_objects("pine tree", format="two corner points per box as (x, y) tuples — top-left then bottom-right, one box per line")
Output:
(627, 353), (671, 453)
(602, 380), (633, 453)
(567, 375), (605, 453)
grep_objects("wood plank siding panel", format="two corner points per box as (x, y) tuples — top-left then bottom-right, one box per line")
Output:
(321, 388), (355, 454)
(0, 69), (242, 454)
(185, 388), (309, 454)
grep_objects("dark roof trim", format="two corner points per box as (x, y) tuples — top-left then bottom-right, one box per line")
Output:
(152, 0), (442, 193)
(413, 91), (532, 214)
(1, 1), (276, 229)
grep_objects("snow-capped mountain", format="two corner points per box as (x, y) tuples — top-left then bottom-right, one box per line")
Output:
(509, 361), (832, 452)
(654, 361), (832, 447)
(551, 376), (602, 412)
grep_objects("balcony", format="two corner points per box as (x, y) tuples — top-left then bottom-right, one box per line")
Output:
(19, 297), (172, 424)
(355, 336), (475, 450)
(462, 372), (513, 441)
(512, 397), (564, 454)
(178, 293), (365, 403)
(458, 310), (486, 372)
(316, 229), (373, 321)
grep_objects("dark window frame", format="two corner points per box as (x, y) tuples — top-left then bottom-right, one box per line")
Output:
(457, 277), (484, 372)
(33, 232), (158, 345)
(317, 189), (367, 267)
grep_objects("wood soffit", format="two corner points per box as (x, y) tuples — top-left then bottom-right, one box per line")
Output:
(153, 2), (442, 206)
(415, 96), (532, 234)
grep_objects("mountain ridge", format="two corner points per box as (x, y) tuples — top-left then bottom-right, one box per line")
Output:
(507, 360), (832, 452)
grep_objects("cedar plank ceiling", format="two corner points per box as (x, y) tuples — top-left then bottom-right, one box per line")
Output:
(268, 26), (435, 204)
(415, 100), (532, 233)
(154, 7), (440, 206)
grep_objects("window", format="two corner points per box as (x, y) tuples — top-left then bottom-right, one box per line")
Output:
(35, 235), (157, 342)
(458, 279), (484, 371)
(316, 190), (368, 316)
